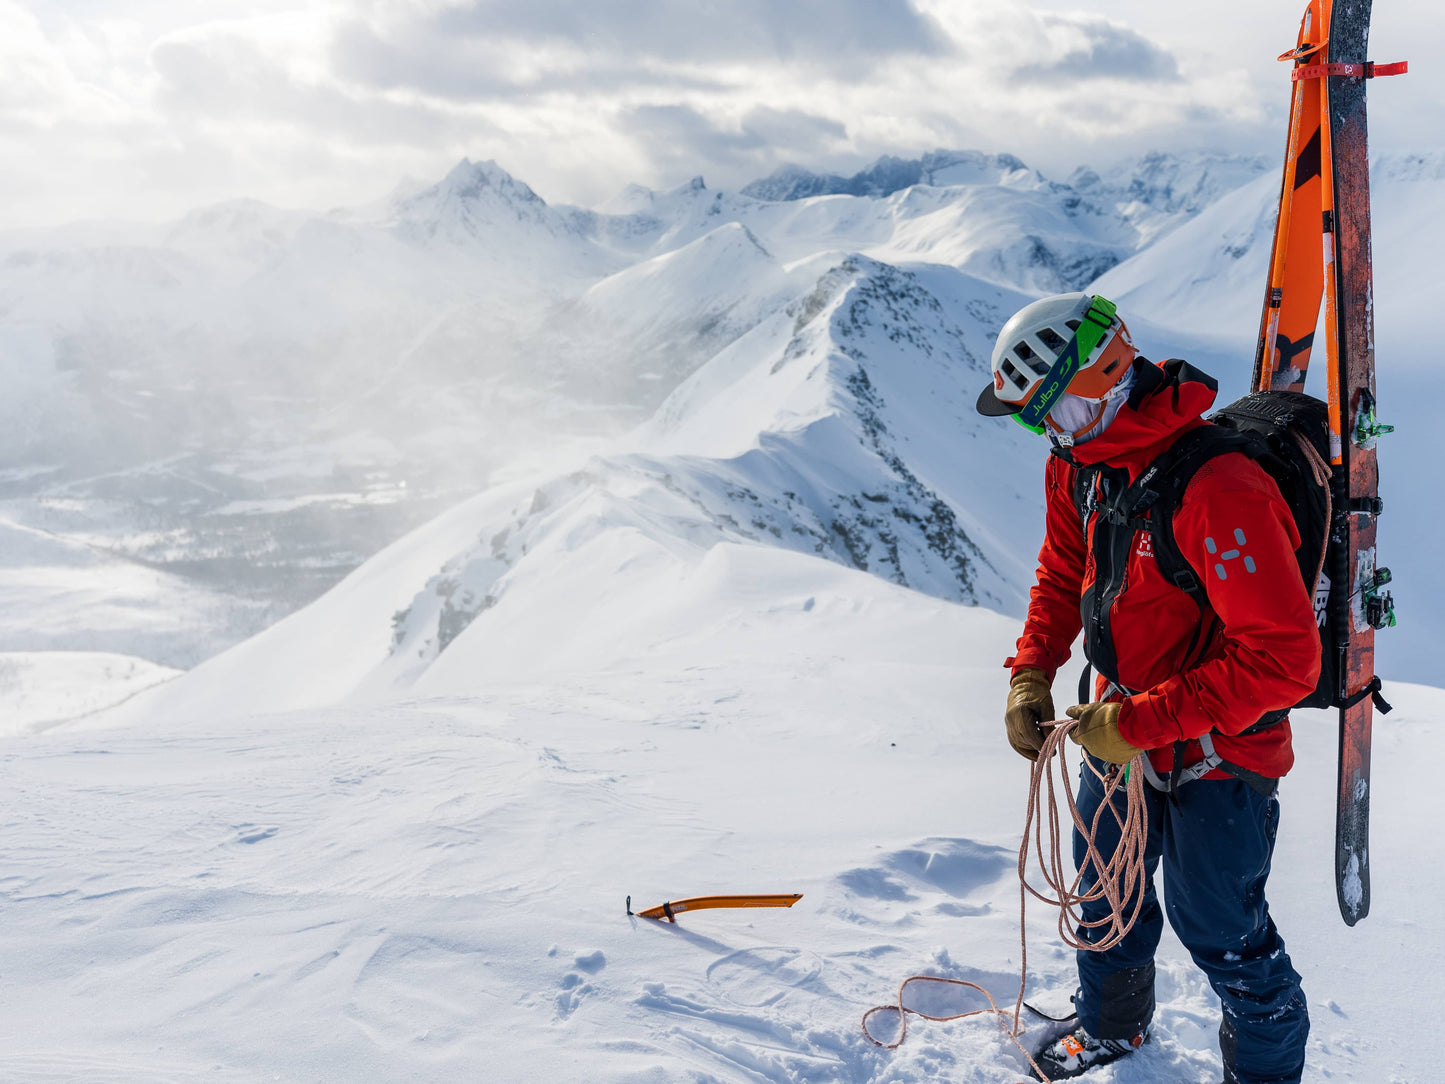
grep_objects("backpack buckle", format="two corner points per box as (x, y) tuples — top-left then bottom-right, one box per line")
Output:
(1171, 568), (1200, 593)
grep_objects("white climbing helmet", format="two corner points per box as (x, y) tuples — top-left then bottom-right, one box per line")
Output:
(976, 293), (1137, 434)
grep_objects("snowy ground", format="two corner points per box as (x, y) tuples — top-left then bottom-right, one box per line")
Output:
(1, 547), (1435, 1083)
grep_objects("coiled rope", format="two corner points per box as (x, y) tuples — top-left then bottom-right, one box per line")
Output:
(861, 717), (1149, 1082)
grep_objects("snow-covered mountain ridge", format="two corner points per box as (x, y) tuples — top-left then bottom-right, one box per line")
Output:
(744, 148), (1272, 247)
(107, 253), (1045, 721)
(0, 146), (1275, 672)
(741, 150), (1036, 200)
(0, 146), (1268, 491)
(0, 147), (1274, 476)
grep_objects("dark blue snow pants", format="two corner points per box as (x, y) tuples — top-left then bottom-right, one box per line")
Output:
(1072, 757), (1309, 1084)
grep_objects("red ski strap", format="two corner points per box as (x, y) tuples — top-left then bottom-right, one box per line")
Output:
(1291, 60), (1408, 81)
(1277, 39), (1327, 64)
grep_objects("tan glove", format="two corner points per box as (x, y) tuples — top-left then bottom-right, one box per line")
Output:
(1005, 668), (1054, 762)
(1065, 702), (1143, 765)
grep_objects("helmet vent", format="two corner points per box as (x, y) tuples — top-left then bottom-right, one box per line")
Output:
(1065, 319), (1081, 332)
(1036, 327), (1067, 353)
(1000, 358), (1028, 389)
(1014, 341), (1037, 363)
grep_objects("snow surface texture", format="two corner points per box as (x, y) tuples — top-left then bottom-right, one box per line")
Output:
(8, 558), (1436, 1083)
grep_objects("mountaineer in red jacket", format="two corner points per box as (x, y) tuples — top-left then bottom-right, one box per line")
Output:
(976, 293), (1319, 1084)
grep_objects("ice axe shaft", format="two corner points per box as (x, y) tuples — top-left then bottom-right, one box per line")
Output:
(627, 893), (802, 922)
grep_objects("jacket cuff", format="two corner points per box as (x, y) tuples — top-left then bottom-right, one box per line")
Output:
(1004, 654), (1056, 683)
(1117, 693), (1177, 752)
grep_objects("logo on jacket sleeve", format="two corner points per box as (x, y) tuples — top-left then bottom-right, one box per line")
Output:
(1205, 529), (1256, 580)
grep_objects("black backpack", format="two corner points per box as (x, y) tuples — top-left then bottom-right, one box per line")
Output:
(1069, 369), (1391, 789)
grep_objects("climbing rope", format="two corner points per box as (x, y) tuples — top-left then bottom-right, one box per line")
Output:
(1019, 716), (1149, 961)
(861, 717), (1150, 1082)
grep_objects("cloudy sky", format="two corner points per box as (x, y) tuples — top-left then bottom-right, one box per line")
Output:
(4, 0), (1437, 228)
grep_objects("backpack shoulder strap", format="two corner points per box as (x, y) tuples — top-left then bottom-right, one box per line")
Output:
(1125, 424), (1258, 601)
(1072, 462), (1102, 534)
(1080, 424), (1256, 691)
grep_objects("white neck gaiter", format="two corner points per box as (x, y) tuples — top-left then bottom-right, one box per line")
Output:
(1048, 366), (1137, 445)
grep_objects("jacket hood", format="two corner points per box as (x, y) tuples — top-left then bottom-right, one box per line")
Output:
(1062, 358), (1220, 468)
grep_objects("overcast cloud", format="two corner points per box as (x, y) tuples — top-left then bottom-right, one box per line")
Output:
(1015, 13), (1180, 85)
(2, 0), (1438, 229)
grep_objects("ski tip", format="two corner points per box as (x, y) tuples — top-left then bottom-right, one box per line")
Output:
(1338, 902), (1368, 927)
(1335, 880), (1370, 927)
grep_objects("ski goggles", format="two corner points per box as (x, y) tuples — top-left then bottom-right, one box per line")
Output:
(1013, 295), (1120, 435)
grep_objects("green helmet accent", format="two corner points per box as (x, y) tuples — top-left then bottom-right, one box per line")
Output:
(1013, 296), (1119, 433)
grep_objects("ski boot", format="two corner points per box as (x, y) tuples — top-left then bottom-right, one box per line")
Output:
(1031, 1023), (1148, 1080)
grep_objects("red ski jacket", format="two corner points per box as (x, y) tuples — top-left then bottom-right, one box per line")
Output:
(1006, 361), (1322, 780)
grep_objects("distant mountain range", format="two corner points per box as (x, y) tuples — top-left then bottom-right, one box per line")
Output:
(0, 148), (1274, 474)
(1, 146), (1436, 681)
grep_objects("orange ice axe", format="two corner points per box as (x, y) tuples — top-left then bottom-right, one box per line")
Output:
(627, 893), (803, 923)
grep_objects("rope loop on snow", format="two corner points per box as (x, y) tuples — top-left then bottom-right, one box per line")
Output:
(861, 718), (1150, 1084)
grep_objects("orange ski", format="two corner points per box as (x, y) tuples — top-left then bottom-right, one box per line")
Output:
(628, 893), (803, 923)
(1254, 0), (1330, 401)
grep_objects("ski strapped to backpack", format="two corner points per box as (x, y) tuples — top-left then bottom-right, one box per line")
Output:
(1255, 0), (1406, 926)
(1068, 361), (1392, 797)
